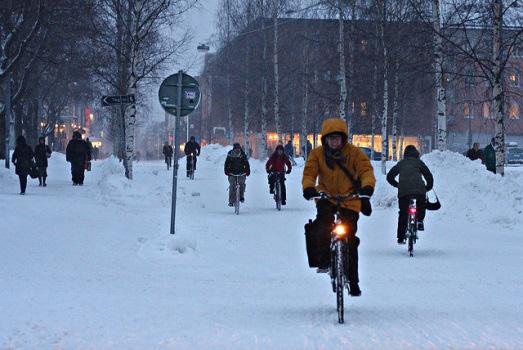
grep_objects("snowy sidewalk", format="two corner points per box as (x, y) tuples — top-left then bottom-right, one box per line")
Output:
(1, 147), (522, 349)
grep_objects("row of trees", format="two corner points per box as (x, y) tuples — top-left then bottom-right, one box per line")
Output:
(1, 0), (197, 179)
(209, 0), (522, 176)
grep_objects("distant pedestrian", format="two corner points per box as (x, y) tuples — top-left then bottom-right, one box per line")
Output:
(465, 142), (484, 162)
(11, 136), (34, 195)
(284, 140), (297, 166)
(66, 131), (91, 186)
(302, 139), (313, 160)
(163, 142), (174, 170)
(484, 138), (497, 174)
(34, 136), (52, 187)
(92, 146), (99, 160)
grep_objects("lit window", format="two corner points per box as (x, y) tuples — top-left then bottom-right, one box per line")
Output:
(464, 102), (472, 119)
(360, 102), (367, 116)
(483, 102), (491, 119)
(509, 103), (520, 119)
(509, 73), (519, 87)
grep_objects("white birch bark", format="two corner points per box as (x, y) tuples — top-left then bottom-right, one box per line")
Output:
(380, 1), (388, 175)
(338, 0), (348, 123)
(433, 0), (447, 151)
(260, 12), (268, 159)
(301, 45), (309, 160)
(492, 0), (505, 176)
(273, 5), (281, 142)
(392, 59), (399, 161)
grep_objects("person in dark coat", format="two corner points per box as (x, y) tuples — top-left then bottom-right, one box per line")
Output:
(163, 143), (174, 170)
(466, 142), (484, 162)
(302, 139), (313, 160)
(184, 136), (201, 177)
(284, 140), (297, 166)
(224, 143), (250, 206)
(11, 135), (34, 195)
(34, 136), (52, 187)
(484, 138), (496, 173)
(386, 145), (434, 244)
(266, 144), (292, 205)
(66, 131), (91, 186)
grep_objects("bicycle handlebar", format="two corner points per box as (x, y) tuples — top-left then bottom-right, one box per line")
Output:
(309, 192), (370, 201)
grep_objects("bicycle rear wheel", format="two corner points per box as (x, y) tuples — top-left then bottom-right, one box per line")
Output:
(408, 227), (415, 257)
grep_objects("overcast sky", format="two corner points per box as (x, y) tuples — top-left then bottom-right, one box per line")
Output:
(148, 0), (219, 121)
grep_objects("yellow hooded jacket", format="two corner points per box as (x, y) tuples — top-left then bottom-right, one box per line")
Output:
(302, 118), (376, 212)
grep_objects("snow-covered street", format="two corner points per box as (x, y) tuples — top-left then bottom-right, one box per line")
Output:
(1, 146), (523, 349)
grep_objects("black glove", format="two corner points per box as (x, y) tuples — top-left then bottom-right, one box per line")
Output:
(286, 169), (291, 174)
(360, 198), (372, 216)
(359, 186), (374, 197)
(425, 185), (433, 192)
(266, 169), (271, 174)
(303, 187), (319, 200)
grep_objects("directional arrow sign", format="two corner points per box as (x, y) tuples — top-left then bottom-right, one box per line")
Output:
(101, 94), (136, 107)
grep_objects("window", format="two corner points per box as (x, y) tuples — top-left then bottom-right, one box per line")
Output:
(509, 103), (520, 119)
(323, 70), (332, 81)
(464, 102), (473, 119)
(360, 39), (368, 52)
(509, 72), (519, 87)
(483, 102), (492, 119)
(360, 101), (368, 116)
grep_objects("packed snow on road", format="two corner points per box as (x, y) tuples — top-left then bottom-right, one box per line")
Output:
(1, 145), (522, 349)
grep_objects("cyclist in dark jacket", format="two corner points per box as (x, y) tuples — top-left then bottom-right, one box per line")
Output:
(12, 136), (34, 195)
(266, 144), (292, 205)
(386, 145), (434, 244)
(34, 136), (52, 187)
(184, 136), (201, 177)
(66, 131), (91, 186)
(224, 143), (250, 206)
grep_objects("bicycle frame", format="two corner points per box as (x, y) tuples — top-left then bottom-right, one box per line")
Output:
(230, 173), (246, 215)
(270, 172), (285, 211)
(406, 198), (418, 257)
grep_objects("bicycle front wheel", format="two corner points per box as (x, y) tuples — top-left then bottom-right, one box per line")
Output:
(335, 241), (344, 324)
(275, 180), (281, 211)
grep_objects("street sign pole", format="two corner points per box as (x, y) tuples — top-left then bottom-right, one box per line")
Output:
(4, 74), (11, 169)
(170, 70), (183, 235)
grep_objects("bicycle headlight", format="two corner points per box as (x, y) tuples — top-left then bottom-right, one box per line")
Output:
(334, 224), (347, 238)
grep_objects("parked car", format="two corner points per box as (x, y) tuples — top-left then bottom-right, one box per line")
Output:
(359, 147), (382, 161)
(506, 147), (523, 165)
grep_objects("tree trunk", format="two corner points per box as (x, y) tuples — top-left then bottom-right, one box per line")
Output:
(392, 60), (399, 161)
(433, 0), (447, 151)
(347, 0), (356, 143)
(338, 0), (348, 124)
(273, 8), (281, 142)
(301, 44), (309, 160)
(380, 0), (388, 175)
(492, 0), (505, 176)
(243, 45), (250, 155)
(260, 14), (268, 159)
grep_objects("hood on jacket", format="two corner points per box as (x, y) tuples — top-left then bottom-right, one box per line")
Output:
(404, 145), (420, 158)
(320, 118), (348, 146)
(16, 135), (27, 146)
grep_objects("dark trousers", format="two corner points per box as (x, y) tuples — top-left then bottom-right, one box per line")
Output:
(397, 195), (426, 239)
(18, 174), (28, 193)
(37, 166), (47, 185)
(268, 173), (287, 201)
(186, 155), (197, 172)
(71, 162), (85, 184)
(165, 156), (172, 169)
(312, 199), (360, 283)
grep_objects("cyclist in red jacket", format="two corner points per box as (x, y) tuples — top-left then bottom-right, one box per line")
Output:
(266, 144), (292, 205)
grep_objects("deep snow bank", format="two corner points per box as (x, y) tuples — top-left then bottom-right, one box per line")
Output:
(373, 150), (523, 228)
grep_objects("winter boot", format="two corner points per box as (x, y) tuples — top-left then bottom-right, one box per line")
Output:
(349, 282), (361, 297)
(417, 221), (425, 231)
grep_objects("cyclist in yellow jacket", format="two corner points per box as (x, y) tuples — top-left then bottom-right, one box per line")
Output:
(302, 118), (376, 296)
